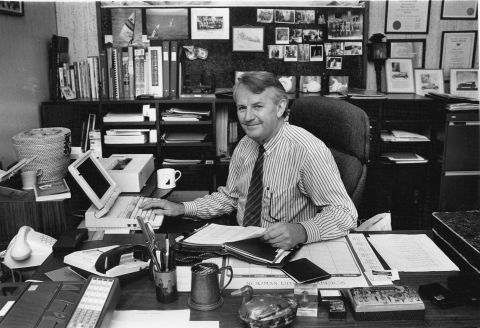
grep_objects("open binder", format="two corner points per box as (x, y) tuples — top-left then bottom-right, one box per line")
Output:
(174, 223), (301, 268)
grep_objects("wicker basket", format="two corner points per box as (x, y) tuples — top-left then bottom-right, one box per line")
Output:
(12, 127), (71, 183)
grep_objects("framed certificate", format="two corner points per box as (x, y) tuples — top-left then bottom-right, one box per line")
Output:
(440, 31), (477, 78)
(388, 39), (426, 69)
(385, 0), (431, 34)
(441, 0), (478, 19)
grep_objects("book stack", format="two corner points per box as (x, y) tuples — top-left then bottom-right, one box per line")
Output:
(446, 103), (479, 111)
(345, 286), (425, 321)
(104, 129), (149, 144)
(161, 107), (210, 122)
(380, 152), (428, 164)
(34, 179), (71, 202)
(103, 112), (144, 123)
(380, 130), (430, 142)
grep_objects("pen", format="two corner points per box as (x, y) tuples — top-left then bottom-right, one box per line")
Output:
(165, 233), (170, 271)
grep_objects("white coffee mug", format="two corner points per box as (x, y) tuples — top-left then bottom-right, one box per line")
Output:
(157, 168), (181, 189)
(21, 169), (43, 190)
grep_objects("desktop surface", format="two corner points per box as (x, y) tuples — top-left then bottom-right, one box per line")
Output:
(31, 227), (480, 328)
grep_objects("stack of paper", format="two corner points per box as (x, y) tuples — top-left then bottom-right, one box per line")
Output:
(446, 102), (479, 111)
(381, 130), (430, 142)
(103, 112), (145, 123)
(161, 132), (207, 143)
(105, 129), (149, 144)
(380, 152), (428, 164)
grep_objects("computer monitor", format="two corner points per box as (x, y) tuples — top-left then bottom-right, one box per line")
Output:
(68, 150), (118, 210)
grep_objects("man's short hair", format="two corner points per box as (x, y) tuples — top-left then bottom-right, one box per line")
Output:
(233, 71), (288, 116)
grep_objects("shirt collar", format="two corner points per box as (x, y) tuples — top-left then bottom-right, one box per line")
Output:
(263, 122), (287, 154)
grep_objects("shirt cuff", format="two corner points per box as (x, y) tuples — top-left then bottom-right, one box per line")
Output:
(299, 220), (323, 244)
(182, 201), (198, 217)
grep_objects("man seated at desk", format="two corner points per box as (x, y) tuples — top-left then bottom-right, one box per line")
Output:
(141, 71), (357, 250)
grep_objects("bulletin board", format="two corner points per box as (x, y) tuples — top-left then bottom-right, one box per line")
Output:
(99, 2), (368, 92)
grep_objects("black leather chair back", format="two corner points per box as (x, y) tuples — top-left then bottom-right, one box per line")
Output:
(289, 96), (370, 207)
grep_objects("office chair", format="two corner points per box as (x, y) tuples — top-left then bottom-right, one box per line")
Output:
(289, 96), (370, 207)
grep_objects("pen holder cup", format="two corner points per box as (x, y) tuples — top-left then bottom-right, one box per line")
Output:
(188, 262), (233, 311)
(153, 268), (178, 303)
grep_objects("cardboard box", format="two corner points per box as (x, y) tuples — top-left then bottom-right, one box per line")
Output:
(98, 154), (154, 192)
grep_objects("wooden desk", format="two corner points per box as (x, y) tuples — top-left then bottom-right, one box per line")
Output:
(32, 229), (480, 328)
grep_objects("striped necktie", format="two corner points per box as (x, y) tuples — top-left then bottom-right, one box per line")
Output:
(243, 145), (265, 227)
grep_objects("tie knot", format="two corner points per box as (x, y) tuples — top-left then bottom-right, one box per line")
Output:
(258, 146), (265, 154)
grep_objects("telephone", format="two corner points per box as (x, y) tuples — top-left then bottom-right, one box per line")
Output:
(3, 226), (57, 269)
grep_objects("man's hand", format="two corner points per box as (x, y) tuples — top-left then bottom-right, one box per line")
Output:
(262, 223), (307, 250)
(140, 199), (185, 217)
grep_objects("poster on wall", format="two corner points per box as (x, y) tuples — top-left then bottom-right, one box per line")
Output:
(385, 0), (431, 34)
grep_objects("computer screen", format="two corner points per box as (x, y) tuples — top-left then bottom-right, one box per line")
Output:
(68, 150), (118, 210)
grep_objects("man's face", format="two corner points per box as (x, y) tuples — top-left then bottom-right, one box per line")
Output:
(236, 85), (286, 145)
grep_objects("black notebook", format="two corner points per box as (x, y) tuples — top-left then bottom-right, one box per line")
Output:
(175, 224), (300, 267)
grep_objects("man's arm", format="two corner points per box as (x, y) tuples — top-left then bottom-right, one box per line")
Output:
(298, 142), (358, 243)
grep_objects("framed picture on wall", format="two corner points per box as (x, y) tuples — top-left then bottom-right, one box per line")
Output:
(385, 58), (415, 93)
(388, 39), (426, 68)
(0, 1), (23, 16)
(450, 69), (479, 99)
(441, 0), (478, 19)
(414, 69), (444, 96)
(385, 0), (431, 34)
(146, 8), (189, 40)
(232, 27), (264, 52)
(191, 8), (229, 40)
(440, 31), (477, 78)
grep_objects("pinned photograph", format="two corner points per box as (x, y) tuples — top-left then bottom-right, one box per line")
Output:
(257, 9), (274, 23)
(276, 27), (290, 45)
(191, 8), (229, 40)
(268, 45), (284, 59)
(329, 76), (349, 94)
(298, 44), (310, 62)
(111, 8), (143, 47)
(275, 9), (295, 23)
(278, 76), (296, 93)
(299, 76), (321, 93)
(344, 42), (362, 55)
(317, 12), (326, 24)
(310, 44), (324, 62)
(327, 9), (363, 40)
(146, 8), (188, 40)
(284, 45), (298, 62)
(327, 56), (342, 69)
(302, 29), (323, 42)
(295, 10), (315, 24)
(290, 28), (303, 44)
(325, 42), (344, 56)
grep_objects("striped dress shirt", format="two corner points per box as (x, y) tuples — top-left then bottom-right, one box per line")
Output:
(183, 123), (358, 243)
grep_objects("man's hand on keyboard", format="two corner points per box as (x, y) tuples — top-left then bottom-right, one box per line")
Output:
(140, 199), (186, 217)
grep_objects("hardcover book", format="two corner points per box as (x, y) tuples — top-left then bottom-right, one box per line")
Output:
(345, 286), (425, 321)
(34, 179), (71, 202)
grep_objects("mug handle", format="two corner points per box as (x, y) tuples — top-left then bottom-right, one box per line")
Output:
(174, 170), (182, 182)
(218, 265), (233, 293)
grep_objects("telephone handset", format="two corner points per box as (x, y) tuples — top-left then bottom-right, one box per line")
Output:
(3, 226), (57, 269)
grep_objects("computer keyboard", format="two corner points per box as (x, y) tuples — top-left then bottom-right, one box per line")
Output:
(66, 276), (119, 328)
(121, 196), (164, 228)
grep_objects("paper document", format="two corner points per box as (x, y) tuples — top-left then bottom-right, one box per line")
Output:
(182, 224), (265, 246)
(367, 234), (460, 272)
(109, 310), (220, 328)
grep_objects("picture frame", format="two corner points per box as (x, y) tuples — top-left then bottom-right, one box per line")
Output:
(299, 76), (321, 93)
(268, 45), (284, 59)
(310, 44), (324, 62)
(327, 9), (363, 40)
(191, 8), (229, 40)
(388, 39), (426, 69)
(284, 45), (298, 62)
(414, 69), (445, 96)
(441, 0), (477, 19)
(450, 69), (479, 99)
(0, 1), (23, 16)
(440, 31), (477, 78)
(329, 76), (349, 94)
(385, 58), (415, 93)
(275, 9), (295, 23)
(232, 26), (264, 52)
(146, 8), (189, 40)
(111, 8), (143, 47)
(385, 0), (431, 34)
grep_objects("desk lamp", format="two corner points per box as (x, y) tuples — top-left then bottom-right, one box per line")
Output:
(367, 33), (387, 92)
